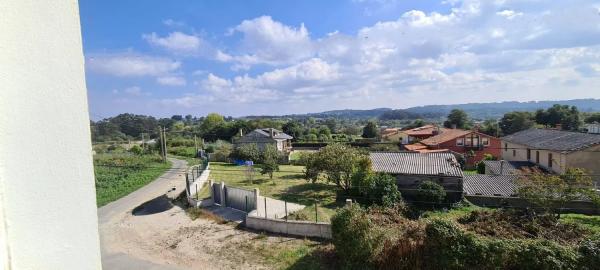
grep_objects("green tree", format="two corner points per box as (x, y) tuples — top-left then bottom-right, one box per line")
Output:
(444, 109), (470, 129)
(535, 104), (581, 130)
(303, 144), (370, 191)
(231, 143), (260, 162)
(584, 112), (600, 124)
(365, 173), (402, 207)
(499, 111), (535, 135)
(516, 168), (598, 217)
(200, 113), (225, 140)
(260, 145), (280, 180)
(415, 181), (446, 206)
(480, 119), (500, 136)
(362, 121), (379, 138)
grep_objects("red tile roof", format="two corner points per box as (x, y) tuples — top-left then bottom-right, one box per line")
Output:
(420, 129), (472, 146)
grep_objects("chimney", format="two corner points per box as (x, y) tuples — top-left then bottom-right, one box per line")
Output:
(239, 128), (243, 137)
(499, 160), (505, 175)
(432, 125), (441, 135)
(270, 128), (274, 138)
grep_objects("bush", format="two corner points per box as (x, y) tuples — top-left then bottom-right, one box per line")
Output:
(476, 161), (486, 174)
(129, 145), (143, 155)
(579, 234), (600, 269)
(362, 173), (402, 207)
(331, 205), (380, 269)
(414, 181), (446, 208)
(515, 240), (579, 270)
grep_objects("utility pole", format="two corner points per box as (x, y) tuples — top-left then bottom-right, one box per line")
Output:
(194, 135), (198, 157)
(162, 127), (168, 162)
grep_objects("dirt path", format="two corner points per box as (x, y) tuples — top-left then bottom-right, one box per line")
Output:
(97, 158), (308, 270)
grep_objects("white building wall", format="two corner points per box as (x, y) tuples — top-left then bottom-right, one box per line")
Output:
(0, 1), (102, 269)
(501, 141), (565, 174)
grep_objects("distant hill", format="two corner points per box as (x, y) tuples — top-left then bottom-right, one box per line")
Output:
(241, 99), (600, 120)
(404, 99), (600, 120)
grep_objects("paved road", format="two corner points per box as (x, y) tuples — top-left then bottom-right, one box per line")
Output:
(98, 158), (187, 270)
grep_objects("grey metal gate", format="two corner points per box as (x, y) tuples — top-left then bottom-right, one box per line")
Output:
(212, 184), (222, 205)
(224, 186), (256, 212)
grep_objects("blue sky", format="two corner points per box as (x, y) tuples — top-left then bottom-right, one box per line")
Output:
(81, 0), (600, 119)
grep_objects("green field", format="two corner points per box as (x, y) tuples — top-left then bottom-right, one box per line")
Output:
(207, 162), (339, 222)
(94, 154), (171, 207)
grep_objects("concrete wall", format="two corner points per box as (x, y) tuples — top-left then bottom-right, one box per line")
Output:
(466, 195), (600, 215)
(245, 211), (332, 239)
(0, 1), (102, 269)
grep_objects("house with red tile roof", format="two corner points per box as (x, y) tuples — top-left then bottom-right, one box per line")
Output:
(404, 128), (501, 166)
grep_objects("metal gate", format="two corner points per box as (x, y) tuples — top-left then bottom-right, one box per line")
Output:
(212, 184), (222, 205)
(224, 186), (256, 212)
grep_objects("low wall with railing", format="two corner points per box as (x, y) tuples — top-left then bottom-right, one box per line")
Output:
(186, 161), (211, 207)
(245, 210), (332, 239)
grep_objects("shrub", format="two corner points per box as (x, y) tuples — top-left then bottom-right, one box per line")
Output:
(331, 205), (380, 269)
(476, 161), (486, 174)
(415, 181), (446, 207)
(579, 234), (600, 269)
(365, 173), (403, 207)
(515, 240), (579, 270)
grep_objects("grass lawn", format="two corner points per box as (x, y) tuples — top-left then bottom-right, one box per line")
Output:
(561, 214), (600, 233)
(94, 153), (171, 207)
(207, 162), (340, 222)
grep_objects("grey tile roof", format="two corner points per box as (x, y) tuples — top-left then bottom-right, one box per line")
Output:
(464, 174), (520, 197)
(483, 160), (547, 175)
(255, 128), (293, 140)
(502, 129), (600, 153)
(369, 152), (463, 177)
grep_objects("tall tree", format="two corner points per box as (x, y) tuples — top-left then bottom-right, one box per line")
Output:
(499, 111), (535, 135)
(362, 121), (378, 138)
(480, 119), (500, 137)
(260, 145), (280, 180)
(443, 109), (470, 129)
(535, 104), (581, 130)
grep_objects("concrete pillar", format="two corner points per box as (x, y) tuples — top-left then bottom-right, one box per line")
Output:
(254, 188), (260, 211)
(220, 182), (226, 207)
(0, 0), (102, 268)
(346, 199), (353, 207)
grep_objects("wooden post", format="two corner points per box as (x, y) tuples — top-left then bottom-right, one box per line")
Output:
(264, 197), (267, 219)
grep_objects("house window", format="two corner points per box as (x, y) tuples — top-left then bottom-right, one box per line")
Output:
(456, 138), (464, 146)
(512, 149), (516, 157)
(548, 153), (553, 168)
(465, 137), (472, 146)
(527, 149), (531, 160)
(482, 137), (489, 146)
(536, 151), (540, 163)
(504, 143), (508, 152)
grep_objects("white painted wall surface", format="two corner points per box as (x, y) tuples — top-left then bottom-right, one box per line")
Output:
(0, 1), (102, 269)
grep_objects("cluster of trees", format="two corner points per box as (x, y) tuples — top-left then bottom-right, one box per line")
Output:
(229, 143), (280, 179)
(438, 104), (589, 137)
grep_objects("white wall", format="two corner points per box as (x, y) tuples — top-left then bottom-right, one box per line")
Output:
(0, 1), (102, 269)
(501, 141), (565, 174)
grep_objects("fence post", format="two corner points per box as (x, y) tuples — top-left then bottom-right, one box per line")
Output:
(253, 188), (260, 211)
(346, 199), (352, 207)
(196, 184), (199, 200)
(284, 201), (288, 222)
(315, 200), (318, 222)
(245, 196), (248, 212)
(264, 197), (267, 219)
(208, 179), (213, 198)
(220, 182), (226, 207)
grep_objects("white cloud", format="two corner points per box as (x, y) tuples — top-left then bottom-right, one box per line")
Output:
(143, 32), (203, 55)
(162, 19), (185, 28)
(156, 76), (187, 86)
(496, 9), (523, 20)
(221, 16), (314, 66)
(87, 53), (181, 77)
(124, 86), (143, 96)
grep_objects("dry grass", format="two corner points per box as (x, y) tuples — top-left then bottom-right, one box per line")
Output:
(186, 207), (228, 224)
